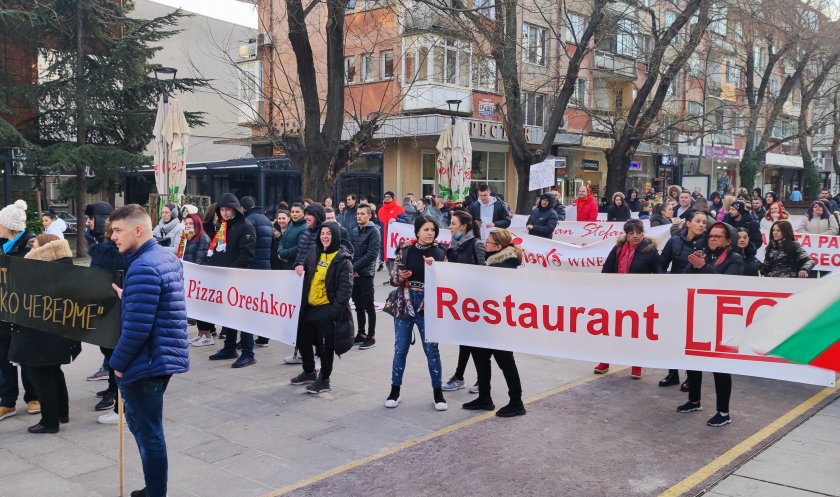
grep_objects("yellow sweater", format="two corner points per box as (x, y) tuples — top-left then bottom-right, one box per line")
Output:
(307, 252), (337, 306)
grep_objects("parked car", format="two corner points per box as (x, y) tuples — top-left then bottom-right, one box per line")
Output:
(53, 211), (77, 234)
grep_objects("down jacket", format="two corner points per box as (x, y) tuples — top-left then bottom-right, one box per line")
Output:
(602, 237), (662, 274)
(350, 223), (381, 278)
(207, 193), (256, 269)
(760, 240), (815, 278)
(109, 239), (189, 384)
(526, 194), (559, 239)
(245, 207), (273, 270)
(300, 224), (354, 319)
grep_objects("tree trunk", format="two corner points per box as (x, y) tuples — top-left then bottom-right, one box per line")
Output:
(739, 148), (759, 191)
(513, 158), (533, 215)
(74, 4), (87, 256)
(605, 149), (630, 197)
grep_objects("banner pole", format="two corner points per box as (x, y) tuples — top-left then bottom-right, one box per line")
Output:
(118, 390), (124, 497)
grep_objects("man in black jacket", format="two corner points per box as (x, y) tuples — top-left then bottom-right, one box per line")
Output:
(241, 196), (273, 347)
(468, 184), (511, 240)
(724, 200), (762, 253)
(350, 204), (380, 349)
(339, 194), (359, 232)
(207, 193), (258, 368)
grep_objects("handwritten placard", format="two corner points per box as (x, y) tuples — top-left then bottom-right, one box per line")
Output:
(529, 161), (555, 191)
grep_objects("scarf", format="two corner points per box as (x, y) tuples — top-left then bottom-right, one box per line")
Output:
(617, 241), (638, 274)
(2, 231), (25, 254)
(207, 219), (228, 257)
(709, 247), (729, 267)
(177, 230), (194, 259)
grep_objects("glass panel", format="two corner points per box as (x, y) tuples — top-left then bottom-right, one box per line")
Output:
(433, 46), (444, 82)
(418, 46), (429, 80)
(487, 152), (506, 180)
(404, 50), (416, 83)
(458, 50), (470, 87)
(422, 153), (436, 180)
(383, 50), (394, 78)
(422, 183), (435, 197)
(445, 47), (457, 83)
(471, 151), (487, 180)
(488, 181), (505, 197)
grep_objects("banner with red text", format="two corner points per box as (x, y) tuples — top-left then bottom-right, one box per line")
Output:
(510, 219), (672, 247)
(426, 263), (835, 386)
(759, 230), (840, 271)
(182, 262), (302, 345)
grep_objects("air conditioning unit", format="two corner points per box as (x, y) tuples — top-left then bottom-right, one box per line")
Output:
(257, 32), (274, 48)
(238, 42), (257, 59)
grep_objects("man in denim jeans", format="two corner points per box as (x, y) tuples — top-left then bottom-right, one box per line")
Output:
(109, 204), (189, 497)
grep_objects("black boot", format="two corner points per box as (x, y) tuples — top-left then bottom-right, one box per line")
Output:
(462, 397), (495, 410)
(680, 379), (690, 392)
(496, 400), (526, 417)
(659, 370), (680, 387)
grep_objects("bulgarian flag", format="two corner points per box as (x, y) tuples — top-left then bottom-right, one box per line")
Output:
(729, 275), (840, 372)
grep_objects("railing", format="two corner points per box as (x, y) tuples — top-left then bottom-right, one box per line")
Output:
(592, 50), (637, 80)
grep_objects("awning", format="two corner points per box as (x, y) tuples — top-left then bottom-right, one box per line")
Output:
(765, 152), (803, 169)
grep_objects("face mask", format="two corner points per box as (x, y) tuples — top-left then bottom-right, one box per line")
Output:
(453, 231), (463, 240)
(184, 227), (194, 234)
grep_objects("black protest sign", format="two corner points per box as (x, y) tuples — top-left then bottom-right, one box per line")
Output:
(0, 256), (121, 348)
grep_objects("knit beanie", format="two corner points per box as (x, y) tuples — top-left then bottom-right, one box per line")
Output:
(0, 200), (28, 232)
(731, 200), (750, 218)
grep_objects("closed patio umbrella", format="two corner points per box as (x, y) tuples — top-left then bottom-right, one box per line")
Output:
(435, 119), (472, 202)
(153, 95), (190, 205)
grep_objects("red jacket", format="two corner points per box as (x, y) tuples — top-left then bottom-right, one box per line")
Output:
(574, 194), (598, 221)
(378, 201), (405, 260)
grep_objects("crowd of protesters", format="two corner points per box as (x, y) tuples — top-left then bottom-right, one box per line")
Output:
(0, 179), (836, 495)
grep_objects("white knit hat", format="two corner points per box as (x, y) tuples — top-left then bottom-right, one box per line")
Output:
(0, 200), (28, 232)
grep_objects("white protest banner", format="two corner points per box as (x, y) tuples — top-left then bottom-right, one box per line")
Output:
(528, 161), (555, 191)
(758, 230), (840, 272)
(182, 262), (302, 345)
(426, 263), (835, 386)
(511, 219), (672, 247)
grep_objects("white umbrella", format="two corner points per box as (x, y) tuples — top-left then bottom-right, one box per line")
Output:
(153, 95), (190, 205)
(435, 119), (472, 202)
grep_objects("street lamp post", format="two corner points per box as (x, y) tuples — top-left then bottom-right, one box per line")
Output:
(152, 66), (177, 205)
(446, 99), (462, 124)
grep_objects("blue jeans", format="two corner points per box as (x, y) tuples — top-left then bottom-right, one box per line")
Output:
(118, 375), (171, 497)
(391, 290), (442, 389)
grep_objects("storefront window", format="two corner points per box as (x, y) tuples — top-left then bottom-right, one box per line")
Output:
(421, 152), (436, 197)
(472, 150), (506, 196)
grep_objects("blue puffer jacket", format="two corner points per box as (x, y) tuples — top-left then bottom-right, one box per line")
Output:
(109, 239), (189, 384)
(245, 208), (273, 270)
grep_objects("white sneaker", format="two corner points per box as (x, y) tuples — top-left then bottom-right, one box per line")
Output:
(97, 412), (121, 424)
(468, 382), (479, 394)
(192, 336), (215, 347)
(384, 397), (401, 408)
(434, 400), (449, 411)
(189, 335), (202, 344)
(284, 354), (302, 364)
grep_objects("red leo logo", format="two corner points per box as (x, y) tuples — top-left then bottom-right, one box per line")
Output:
(684, 289), (791, 363)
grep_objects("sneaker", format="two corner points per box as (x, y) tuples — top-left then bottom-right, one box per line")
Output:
(434, 400), (448, 411)
(707, 412), (731, 427)
(27, 401), (41, 414)
(659, 371), (680, 387)
(95, 389), (110, 398)
(433, 388), (448, 411)
(441, 376), (465, 392)
(0, 406), (16, 421)
(284, 354), (303, 365)
(209, 349), (238, 361)
(381, 280), (391, 285)
(462, 397), (495, 410)
(189, 335), (202, 344)
(676, 401), (703, 413)
(255, 337), (269, 347)
(593, 363), (609, 374)
(354, 333), (367, 344)
(192, 336), (215, 347)
(27, 423), (58, 434)
(306, 376), (331, 394)
(630, 367), (642, 379)
(130, 489), (147, 497)
(232, 355), (256, 368)
(95, 392), (116, 411)
(384, 396), (401, 408)
(496, 402), (527, 417)
(359, 338), (376, 350)
(290, 371), (318, 385)
(377, 262), (384, 272)
(468, 382), (479, 394)
(97, 412), (121, 425)
(86, 368), (109, 381)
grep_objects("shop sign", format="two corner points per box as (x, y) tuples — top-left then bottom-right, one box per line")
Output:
(704, 145), (741, 160)
(582, 136), (614, 149)
(554, 157), (567, 174)
(629, 160), (643, 170)
(468, 120), (534, 142)
(581, 159), (600, 171)
(478, 99), (495, 117)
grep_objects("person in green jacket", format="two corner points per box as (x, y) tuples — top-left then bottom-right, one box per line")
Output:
(276, 203), (307, 270)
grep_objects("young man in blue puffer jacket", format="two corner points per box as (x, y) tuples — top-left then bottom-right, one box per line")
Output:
(108, 204), (188, 497)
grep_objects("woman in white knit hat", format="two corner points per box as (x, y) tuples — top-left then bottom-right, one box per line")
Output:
(0, 200), (40, 423)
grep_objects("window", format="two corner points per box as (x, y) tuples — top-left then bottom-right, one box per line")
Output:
(381, 50), (394, 79)
(688, 53), (703, 76)
(769, 76), (780, 95)
(344, 56), (356, 83)
(432, 39), (470, 86)
(361, 53), (374, 81)
(473, 56), (497, 91)
(636, 35), (652, 61)
(666, 76), (678, 96)
(772, 120), (795, 139)
(471, 151), (507, 196)
(571, 78), (588, 107)
(752, 46), (764, 74)
(475, 0), (495, 19)
(421, 152), (437, 197)
(523, 23), (547, 66)
(616, 19), (635, 57)
(614, 89), (624, 112)
(665, 11), (679, 44)
(404, 45), (430, 84)
(733, 111), (744, 135)
(566, 13), (587, 43)
(709, 5), (727, 36)
(238, 60), (261, 102)
(725, 58), (740, 88)
(522, 91), (546, 126)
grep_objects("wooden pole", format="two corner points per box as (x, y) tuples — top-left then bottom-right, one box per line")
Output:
(118, 390), (124, 497)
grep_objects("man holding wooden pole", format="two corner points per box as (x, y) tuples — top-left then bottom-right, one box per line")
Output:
(108, 204), (189, 497)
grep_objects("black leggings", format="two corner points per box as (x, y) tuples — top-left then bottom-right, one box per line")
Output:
(298, 306), (335, 379)
(687, 370), (731, 413)
(454, 345), (473, 379)
(471, 347), (522, 402)
(28, 365), (68, 429)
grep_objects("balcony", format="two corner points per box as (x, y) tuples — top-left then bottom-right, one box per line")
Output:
(402, 3), (460, 34)
(401, 83), (472, 113)
(238, 100), (265, 126)
(592, 51), (637, 81)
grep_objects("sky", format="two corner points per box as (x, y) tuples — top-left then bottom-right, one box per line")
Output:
(151, 0), (258, 28)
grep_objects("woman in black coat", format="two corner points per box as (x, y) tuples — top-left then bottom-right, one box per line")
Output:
(462, 228), (526, 417)
(607, 192), (632, 222)
(10, 235), (81, 433)
(593, 220), (661, 379)
(526, 193), (559, 239)
(442, 211), (485, 394)
(734, 227), (759, 276)
(625, 189), (642, 212)
(678, 222), (744, 427)
(290, 221), (353, 395)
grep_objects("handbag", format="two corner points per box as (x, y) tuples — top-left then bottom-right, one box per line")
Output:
(383, 288), (400, 317)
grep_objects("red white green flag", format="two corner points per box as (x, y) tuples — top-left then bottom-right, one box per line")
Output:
(729, 275), (840, 372)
